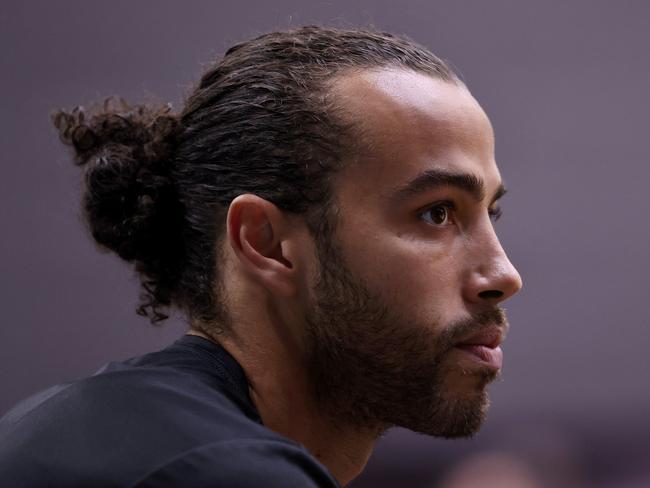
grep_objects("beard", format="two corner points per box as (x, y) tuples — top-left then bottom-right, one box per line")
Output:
(304, 228), (507, 439)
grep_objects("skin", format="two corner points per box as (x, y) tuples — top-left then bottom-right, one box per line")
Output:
(190, 68), (522, 486)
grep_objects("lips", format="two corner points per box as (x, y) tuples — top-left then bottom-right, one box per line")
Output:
(453, 326), (505, 370)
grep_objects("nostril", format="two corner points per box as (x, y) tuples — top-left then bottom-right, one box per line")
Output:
(478, 290), (504, 300)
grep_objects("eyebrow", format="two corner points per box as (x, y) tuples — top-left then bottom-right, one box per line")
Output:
(389, 168), (507, 204)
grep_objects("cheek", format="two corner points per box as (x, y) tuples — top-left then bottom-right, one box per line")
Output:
(343, 231), (467, 321)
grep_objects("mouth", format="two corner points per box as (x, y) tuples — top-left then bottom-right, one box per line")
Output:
(452, 326), (505, 371)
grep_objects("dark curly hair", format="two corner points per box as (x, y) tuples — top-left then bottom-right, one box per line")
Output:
(52, 25), (457, 327)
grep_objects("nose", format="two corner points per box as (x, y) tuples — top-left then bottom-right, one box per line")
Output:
(463, 228), (523, 306)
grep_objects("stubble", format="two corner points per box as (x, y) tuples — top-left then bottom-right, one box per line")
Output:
(304, 231), (506, 439)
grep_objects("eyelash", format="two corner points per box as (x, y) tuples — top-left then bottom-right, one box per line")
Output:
(419, 201), (503, 225)
(488, 206), (503, 221)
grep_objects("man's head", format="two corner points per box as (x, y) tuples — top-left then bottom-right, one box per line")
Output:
(53, 26), (521, 438)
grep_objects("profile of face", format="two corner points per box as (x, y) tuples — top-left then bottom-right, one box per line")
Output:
(303, 69), (523, 438)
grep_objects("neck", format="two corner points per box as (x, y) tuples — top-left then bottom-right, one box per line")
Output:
(249, 384), (377, 485)
(187, 326), (379, 486)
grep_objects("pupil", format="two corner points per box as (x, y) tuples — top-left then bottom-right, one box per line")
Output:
(433, 206), (446, 224)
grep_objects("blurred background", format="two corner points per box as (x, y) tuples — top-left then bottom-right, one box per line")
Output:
(1, 1), (649, 486)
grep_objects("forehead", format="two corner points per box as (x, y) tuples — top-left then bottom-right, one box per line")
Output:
(330, 68), (500, 198)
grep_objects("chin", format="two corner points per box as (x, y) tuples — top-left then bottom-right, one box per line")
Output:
(396, 376), (494, 439)
(417, 392), (491, 439)
(445, 368), (499, 399)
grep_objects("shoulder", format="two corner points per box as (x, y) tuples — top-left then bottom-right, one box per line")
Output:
(0, 363), (270, 486)
(0, 336), (337, 487)
(0, 362), (252, 439)
(133, 438), (340, 488)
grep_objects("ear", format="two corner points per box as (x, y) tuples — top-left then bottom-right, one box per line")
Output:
(226, 194), (298, 297)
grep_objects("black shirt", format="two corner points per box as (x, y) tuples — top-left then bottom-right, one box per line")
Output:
(0, 335), (340, 487)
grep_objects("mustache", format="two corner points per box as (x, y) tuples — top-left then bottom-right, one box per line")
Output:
(440, 307), (508, 347)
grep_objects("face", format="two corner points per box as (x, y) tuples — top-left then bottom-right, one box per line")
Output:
(303, 68), (522, 438)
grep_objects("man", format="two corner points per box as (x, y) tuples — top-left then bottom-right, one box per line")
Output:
(0, 26), (521, 486)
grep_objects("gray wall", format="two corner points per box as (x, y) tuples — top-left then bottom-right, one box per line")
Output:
(2, 1), (649, 486)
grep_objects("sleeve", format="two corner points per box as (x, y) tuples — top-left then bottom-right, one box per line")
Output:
(131, 439), (340, 488)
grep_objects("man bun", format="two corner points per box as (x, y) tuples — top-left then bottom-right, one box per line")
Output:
(52, 97), (185, 322)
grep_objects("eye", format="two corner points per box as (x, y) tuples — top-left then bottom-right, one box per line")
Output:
(420, 202), (454, 226)
(488, 205), (503, 222)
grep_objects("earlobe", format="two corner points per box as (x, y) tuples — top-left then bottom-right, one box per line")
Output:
(227, 194), (296, 296)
